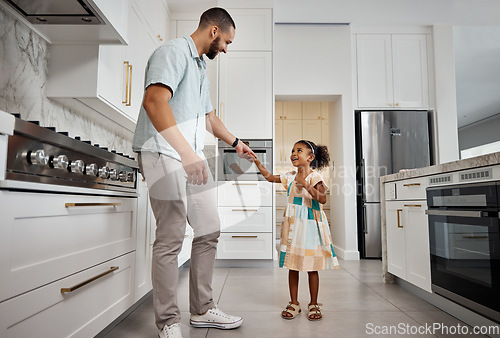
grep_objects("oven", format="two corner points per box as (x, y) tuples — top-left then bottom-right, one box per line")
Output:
(426, 181), (500, 322)
(217, 139), (272, 181)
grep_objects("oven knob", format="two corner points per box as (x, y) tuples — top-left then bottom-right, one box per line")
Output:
(126, 171), (135, 182)
(109, 169), (119, 180)
(98, 166), (110, 179)
(29, 149), (48, 166)
(118, 172), (127, 182)
(70, 160), (85, 174)
(86, 163), (98, 176)
(53, 155), (69, 170)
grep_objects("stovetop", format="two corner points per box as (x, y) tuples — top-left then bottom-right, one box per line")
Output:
(3, 113), (138, 194)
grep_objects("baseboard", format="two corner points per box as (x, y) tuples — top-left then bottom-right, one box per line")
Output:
(334, 246), (360, 260)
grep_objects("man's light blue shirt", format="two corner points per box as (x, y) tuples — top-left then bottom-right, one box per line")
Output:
(132, 36), (213, 161)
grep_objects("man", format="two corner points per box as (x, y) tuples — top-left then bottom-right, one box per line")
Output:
(132, 7), (253, 338)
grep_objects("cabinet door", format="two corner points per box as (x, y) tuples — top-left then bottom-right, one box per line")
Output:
(385, 201), (406, 279)
(225, 9), (272, 51)
(321, 118), (329, 146)
(302, 102), (322, 120)
(356, 35), (394, 108)
(392, 35), (429, 108)
(98, 45), (126, 112)
(302, 120), (322, 145)
(282, 120), (302, 164)
(219, 52), (272, 139)
(404, 202), (431, 292)
(283, 101), (302, 119)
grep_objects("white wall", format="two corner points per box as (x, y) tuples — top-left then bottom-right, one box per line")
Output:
(274, 24), (359, 260)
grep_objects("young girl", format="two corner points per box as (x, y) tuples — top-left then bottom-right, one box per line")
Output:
(251, 140), (339, 321)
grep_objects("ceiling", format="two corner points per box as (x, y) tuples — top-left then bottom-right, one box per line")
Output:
(166, 0), (500, 127)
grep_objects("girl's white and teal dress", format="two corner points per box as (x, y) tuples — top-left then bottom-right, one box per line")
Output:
(279, 170), (339, 271)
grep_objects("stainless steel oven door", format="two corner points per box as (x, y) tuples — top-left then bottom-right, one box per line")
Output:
(217, 140), (272, 181)
(427, 209), (500, 322)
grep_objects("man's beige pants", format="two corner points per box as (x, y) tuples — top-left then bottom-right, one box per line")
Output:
(138, 151), (220, 329)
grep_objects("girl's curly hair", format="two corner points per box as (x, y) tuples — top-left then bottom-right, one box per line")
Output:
(295, 140), (330, 170)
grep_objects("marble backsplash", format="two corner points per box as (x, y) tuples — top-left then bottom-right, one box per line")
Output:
(0, 6), (132, 155)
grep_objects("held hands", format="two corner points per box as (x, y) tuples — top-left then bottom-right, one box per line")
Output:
(180, 151), (208, 185)
(235, 141), (256, 161)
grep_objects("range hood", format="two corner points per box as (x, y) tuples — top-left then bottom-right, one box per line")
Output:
(3, 0), (103, 25)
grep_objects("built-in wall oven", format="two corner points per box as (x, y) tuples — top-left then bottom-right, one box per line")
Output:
(217, 139), (272, 181)
(426, 181), (500, 323)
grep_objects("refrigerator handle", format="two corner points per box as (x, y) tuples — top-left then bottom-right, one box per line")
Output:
(362, 204), (368, 234)
(361, 158), (366, 203)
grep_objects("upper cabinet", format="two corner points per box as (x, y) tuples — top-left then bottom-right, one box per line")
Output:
(225, 9), (272, 51)
(47, 0), (167, 132)
(217, 8), (273, 139)
(356, 34), (429, 109)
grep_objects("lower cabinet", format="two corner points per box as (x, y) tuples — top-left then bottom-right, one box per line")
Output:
(385, 200), (431, 292)
(217, 181), (273, 259)
(0, 252), (135, 338)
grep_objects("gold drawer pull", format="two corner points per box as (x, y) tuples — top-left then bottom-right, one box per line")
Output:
(65, 202), (121, 207)
(397, 209), (403, 228)
(231, 235), (258, 238)
(404, 204), (422, 208)
(403, 183), (421, 187)
(463, 235), (488, 239)
(232, 183), (258, 186)
(61, 266), (119, 293)
(232, 209), (258, 212)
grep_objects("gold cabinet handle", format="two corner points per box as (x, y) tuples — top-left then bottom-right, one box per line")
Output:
(65, 202), (121, 207)
(389, 103), (393, 106)
(397, 209), (403, 228)
(126, 63), (132, 106)
(404, 204), (422, 208)
(157, 34), (163, 41)
(122, 61), (130, 104)
(403, 183), (421, 187)
(232, 209), (258, 212)
(395, 103), (399, 106)
(61, 266), (119, 293)
(231, 235), (258, 238)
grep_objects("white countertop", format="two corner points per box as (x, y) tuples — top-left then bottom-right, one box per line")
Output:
(381, 151), (500, 183)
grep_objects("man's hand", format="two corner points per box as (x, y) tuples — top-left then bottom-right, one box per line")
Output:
(235, 141), (256, 161)
(180, 151), (208, 185)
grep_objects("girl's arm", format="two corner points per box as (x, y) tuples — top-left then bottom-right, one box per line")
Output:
(296, 177), (327, 204)
(251, 155), (281, 183)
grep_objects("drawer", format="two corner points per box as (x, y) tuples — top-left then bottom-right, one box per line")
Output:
(0, 191), (136, 302)
(218, 181), (272, 206)
(216, 233), (273, 259)
(218, 206), (272, 232)
(396, 177), (427, 200)
(0, 252), (135, 338)
(275, 190), (288, 207)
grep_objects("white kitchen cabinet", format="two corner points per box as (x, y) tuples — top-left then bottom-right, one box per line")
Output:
(385, 181), (431, 292)
(135, 175), (153, 302)
(47, 1), (160, 132)
(136, 0), (169, 45)
(217, 181), (272, 207)
(276, 101), (302, 120)
(356, 34), (429, 109)
(217, 233), (273, 259)
(302, 102), (328, 120)
(0, 191), (137, 302)
(218, 52), (273, 139)
(218, 206), (273, 233)
(275, 118), (302, 167)
(0, 252), (135, 338)
(225, 9), (273, 51)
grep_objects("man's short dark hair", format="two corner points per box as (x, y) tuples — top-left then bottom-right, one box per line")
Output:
(199, 7), (235, 32)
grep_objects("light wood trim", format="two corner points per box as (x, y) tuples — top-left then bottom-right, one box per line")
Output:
(65, 202), (121, 207)
(403, 183), (421, 187)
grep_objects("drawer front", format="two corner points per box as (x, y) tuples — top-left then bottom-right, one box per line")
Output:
(216, 233), (273, 259)
(396, 177), (427, 200)
(0, 191), (136, 301)
(0, 252), (135, 338)
(218, 181), (272, 206)
(218, 206), (272, 232)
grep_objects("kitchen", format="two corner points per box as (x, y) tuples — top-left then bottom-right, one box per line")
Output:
(1, 0), (500, 337)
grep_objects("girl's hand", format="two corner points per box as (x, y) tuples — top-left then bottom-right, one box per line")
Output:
(294, 175), (306, 190)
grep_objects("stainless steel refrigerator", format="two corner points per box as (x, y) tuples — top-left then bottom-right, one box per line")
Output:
(355, 110), (432, 258)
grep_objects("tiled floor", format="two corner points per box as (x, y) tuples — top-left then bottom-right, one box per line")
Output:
(103, 259), (487, 337)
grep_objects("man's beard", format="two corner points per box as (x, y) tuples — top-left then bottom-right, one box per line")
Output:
(206, 36), (220, 60)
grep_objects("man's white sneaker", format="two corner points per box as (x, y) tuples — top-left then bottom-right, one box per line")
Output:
(190, 307), (243, 329)
(158, 323), (182, 338)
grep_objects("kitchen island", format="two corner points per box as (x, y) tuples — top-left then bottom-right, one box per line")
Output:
(380, 151), (500, 329)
